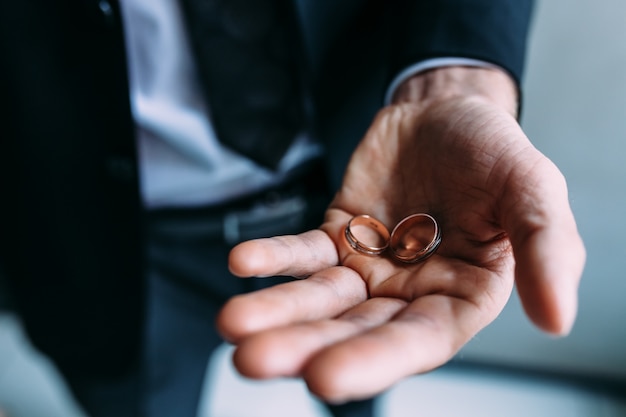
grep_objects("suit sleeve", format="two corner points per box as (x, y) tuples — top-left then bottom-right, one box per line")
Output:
(389, 0), (535, 85)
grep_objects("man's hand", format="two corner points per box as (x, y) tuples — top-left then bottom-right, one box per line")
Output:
(216, 67), (586, 403)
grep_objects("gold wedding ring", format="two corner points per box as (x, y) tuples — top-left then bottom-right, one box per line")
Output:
(345, 212), (442, 263)
(345, 214), (390, 256)
(389, 213), (441, 263)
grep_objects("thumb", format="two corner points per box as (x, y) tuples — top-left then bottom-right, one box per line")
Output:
(502, 156), (585, 335)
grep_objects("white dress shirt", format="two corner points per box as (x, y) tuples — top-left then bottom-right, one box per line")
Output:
(119, 0), (322, 209)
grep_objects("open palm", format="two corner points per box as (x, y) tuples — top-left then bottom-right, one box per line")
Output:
(218, 96), (585, 402)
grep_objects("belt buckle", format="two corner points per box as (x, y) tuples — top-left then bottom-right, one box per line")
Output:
(223, 193), (308, 245)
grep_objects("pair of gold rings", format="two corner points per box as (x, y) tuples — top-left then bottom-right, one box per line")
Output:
(345, 213), (441, 263)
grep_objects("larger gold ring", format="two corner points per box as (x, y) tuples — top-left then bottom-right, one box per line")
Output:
(389, 213), (441, 263)
(345, 214), (390, 256)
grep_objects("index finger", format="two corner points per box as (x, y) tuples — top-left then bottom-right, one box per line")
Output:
(228, 229), (339, 278)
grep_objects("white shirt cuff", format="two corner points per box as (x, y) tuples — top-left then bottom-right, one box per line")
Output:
(384, 57), (499, 104)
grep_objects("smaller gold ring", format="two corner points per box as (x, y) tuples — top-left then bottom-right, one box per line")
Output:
(389, 213), (441, 263)
(345, 214), (390, 256)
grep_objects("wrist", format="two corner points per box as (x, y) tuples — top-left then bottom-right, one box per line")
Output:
(390, 66), (519, 118)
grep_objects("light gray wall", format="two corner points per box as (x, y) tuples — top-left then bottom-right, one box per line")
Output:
(460, 0), (626, 379)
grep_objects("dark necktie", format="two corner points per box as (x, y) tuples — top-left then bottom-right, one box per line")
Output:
(179, 0), (308, 170)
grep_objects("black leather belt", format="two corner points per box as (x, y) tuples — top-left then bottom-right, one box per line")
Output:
(145, 170), (330, 246)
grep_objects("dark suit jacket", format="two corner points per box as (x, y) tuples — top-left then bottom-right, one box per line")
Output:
(0, 0), (533, 378)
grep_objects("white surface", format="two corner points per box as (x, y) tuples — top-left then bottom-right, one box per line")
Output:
(382, 368), (626, 417)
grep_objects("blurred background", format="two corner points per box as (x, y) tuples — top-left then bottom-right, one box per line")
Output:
(1, 0), (625, 415)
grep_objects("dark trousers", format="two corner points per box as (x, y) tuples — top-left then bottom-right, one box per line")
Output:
(65, 185), (375, 417)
